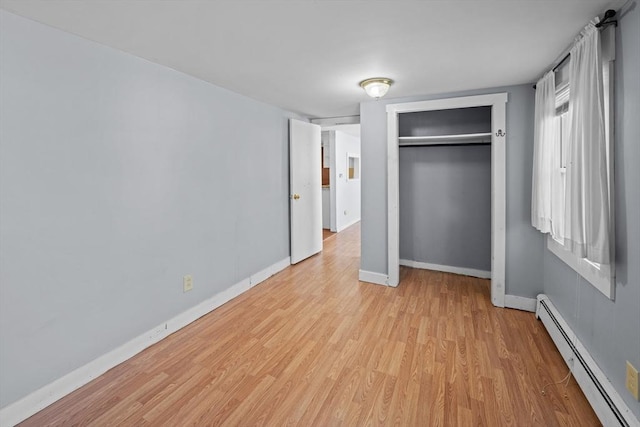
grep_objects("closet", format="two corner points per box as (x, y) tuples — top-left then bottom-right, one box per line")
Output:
(398, 106), (492, 277)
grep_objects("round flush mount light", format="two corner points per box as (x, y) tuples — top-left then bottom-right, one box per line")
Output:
(359, 77), (393, 99)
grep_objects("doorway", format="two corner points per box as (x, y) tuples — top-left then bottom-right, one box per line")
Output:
(320, 124), (362, 237)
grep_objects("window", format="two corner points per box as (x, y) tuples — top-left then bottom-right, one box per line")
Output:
(545, 26), (615, 299)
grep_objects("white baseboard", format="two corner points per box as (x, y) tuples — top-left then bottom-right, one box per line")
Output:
(399, 259), (491, 279)
(536, 294), (639, 427)
(504, 295), (537, 312)
(358, 269), (389, 286)
(336, 218), (361, 233)
(249, 257), (291, 288)
(0, 257), (291, 427)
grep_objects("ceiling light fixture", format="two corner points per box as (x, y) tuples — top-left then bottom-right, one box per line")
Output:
(359, 77), (393, 99)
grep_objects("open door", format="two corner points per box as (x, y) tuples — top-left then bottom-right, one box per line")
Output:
(290, 119), (322, 264)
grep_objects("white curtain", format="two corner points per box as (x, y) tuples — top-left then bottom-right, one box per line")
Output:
(563, 23), (610, 264)
(531, 71), (559, 233)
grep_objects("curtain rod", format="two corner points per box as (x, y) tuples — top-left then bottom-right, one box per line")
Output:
(532, 9), (617, 89)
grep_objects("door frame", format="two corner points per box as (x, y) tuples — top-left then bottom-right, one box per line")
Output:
(386, 93), (508, 308)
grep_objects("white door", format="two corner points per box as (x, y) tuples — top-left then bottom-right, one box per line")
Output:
(290, 119), (322, 264)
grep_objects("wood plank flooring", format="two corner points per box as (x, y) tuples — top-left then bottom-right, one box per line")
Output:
(20, 223), (600, 426)
(322, 228), (336, 241)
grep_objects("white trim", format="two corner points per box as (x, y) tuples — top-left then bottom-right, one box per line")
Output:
(490, 98), (507, 308)
(249, 257), (291, 288)
(536, 295), (639, 427)
(358, 269), (389, 286)
(399, 259), (491, 279)
(547, 236), (615, 299)
(386, 93), (508, 307)
(387, 106), (400, 287)
(0, 257), (291, 427)
(329, 130), (337, 233)
(385, 93), (508, 114)
(504, 295), (537, 312)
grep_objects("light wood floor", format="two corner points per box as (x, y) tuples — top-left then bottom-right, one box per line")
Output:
(322, 228), (336, 241)
(21, 223), (600, 426)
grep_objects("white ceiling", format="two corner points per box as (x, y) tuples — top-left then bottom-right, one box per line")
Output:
(0, 0), (621, 118)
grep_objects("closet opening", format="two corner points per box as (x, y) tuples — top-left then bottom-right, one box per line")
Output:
(386, 93), (507, 307)
(398, 106), (492, 279)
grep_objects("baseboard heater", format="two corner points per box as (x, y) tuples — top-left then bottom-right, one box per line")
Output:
(536, 294), (639, 427)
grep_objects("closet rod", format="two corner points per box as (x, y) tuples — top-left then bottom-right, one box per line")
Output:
(533, 9), (617, 89)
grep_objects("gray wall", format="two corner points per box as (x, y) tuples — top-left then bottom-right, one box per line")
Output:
(399, 106), (491, 137)
(0, 11), (294, 408)
(543, 3), (640, 418)
(399, 145), (491, 271)
(361, 84), (543, 297)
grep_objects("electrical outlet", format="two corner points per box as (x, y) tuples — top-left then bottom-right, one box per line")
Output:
(627, 361), (639, 400)
(183, 275), (193, 293)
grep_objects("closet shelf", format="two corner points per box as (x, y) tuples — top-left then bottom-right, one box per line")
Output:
(398, 132), (492, 146)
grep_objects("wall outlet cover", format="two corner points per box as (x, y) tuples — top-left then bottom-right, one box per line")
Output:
(183, 275), (193, 293)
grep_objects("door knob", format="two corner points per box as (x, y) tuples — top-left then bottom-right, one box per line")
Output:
(292, 194), (300, 200)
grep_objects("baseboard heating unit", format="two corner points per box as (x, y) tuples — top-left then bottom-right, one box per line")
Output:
(536, 294), (639, 427)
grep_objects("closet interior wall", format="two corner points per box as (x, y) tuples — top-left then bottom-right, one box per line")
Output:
(398, 107), (492, 274)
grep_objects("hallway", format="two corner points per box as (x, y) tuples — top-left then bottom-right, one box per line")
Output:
(21, 223), (598, 426)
